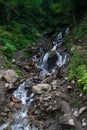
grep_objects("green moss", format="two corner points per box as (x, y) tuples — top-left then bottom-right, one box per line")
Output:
(5, 58), (12, 68)
(50, 51), (56, 57)
(16, 69), (23, 79)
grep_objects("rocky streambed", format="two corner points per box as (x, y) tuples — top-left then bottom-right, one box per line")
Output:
(0, 29), (87, 130)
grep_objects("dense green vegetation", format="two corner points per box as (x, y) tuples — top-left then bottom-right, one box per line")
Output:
(0, 0), (87, 90)
(66, 14), (87, 92)
(0, 0), (87, 54)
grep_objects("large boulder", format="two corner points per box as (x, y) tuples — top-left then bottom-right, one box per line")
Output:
(60, 114), (75, 129)
(32, 83), (51, 94)
(2, 69), (18, 84)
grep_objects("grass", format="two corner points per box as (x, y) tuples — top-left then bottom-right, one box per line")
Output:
(16, 69), (23, 79)
(66, 14), (87, 92)
(4, 58), (13, 68)
(68, 48), (87, 92)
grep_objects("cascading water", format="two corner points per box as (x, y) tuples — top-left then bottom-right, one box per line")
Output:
(0, 82), (38, 130)
(39, 28), (69, 74)
(56, 52), (68, 67)
(0, 121), (10, 130)
(40, 52), (50, 70)
(11, 82), (35, 130)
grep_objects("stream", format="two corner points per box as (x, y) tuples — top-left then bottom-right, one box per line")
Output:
(0, 28), (69, 130)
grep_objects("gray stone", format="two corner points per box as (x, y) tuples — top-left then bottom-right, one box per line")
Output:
(73, 108), (79, 117)
(64, 77), (69, 80)
(82, 119), (87, 127)
(71, 80), (75, 84)
(60, 114), (75, 128)
(2, 69), (18, 83)
(32, 83), (51, 94)
(79, 107), (87, 115)
(67, 85), (72, 91)
(12, 59), (16, 63)
(5, 83), (9, 88)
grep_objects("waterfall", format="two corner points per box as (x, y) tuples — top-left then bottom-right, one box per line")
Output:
(39, 28), (69, 73)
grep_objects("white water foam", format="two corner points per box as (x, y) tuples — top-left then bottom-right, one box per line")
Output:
(11, 82), (37, 130)
(0, 82), (38, 130)
(0, 121), (10, 130)
(56, 52), (68, 67)
(40, 52), (50, 70)
(51, 44), (57, 51)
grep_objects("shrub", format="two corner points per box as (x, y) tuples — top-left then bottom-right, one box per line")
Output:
(1, 43), (17, 59)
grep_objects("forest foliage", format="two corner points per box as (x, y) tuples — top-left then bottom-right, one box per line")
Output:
(0, 0), (87, 58)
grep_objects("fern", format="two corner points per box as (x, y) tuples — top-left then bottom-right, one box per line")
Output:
(2, 43), (17, 58)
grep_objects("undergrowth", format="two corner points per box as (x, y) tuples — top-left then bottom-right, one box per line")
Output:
(0, 23), (41, 59)
(65, 13), (87, 92)
(74, 13), (87, 40)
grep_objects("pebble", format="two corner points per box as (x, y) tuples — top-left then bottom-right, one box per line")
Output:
(4, 107), (10, 113)
(73, 108), (79, 117)
(12, 59), (16, 63)
(12, 95), (21, 103)
(9, 101), (15, 107)
(24, 65), (29, 70)
(51, 80), (57, 85)
(0, 112), (8, 116)
(64, 77), (68, 80)
(79, 93), (83, 97)
(82, 122), (86, 127)
(67, 85), (72, 91)
(82, 119), (87, 127)
(53, 85), (57, 90)
(5, 83), (9, 88)
(15, 103), (22, 109)
(71, 80), (75, 84)
(79, 106), (87, 115)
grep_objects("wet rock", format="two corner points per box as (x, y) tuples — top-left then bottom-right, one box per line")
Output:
(82, 119), (87, 127)
(11, 94), (21, 103)
(8, 112), (13, 118)
(0, 70), (4, 79)
(43, 119), (58, 130)
(7, 84), (15, 90)
(32, 83), (51, 94)
(60, 114), (75, 129)
(24, 65), (29, 71)
(5, 83), (9, 88)
(9, 101), (15, 107)
(51, 80), (57, 85)
(52, 85), (57, 90)
(14, 103), (22, 109)
(67, 85), (72, 91)
(0, 112), (8, 116)
(73, 108), (79, 117)
(4, 107), (11, 113)
(60, 101), (86, 130)
(47, 51), (58, 70)
(2, 69), (18, 84)
(79, 107), (87, 115)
